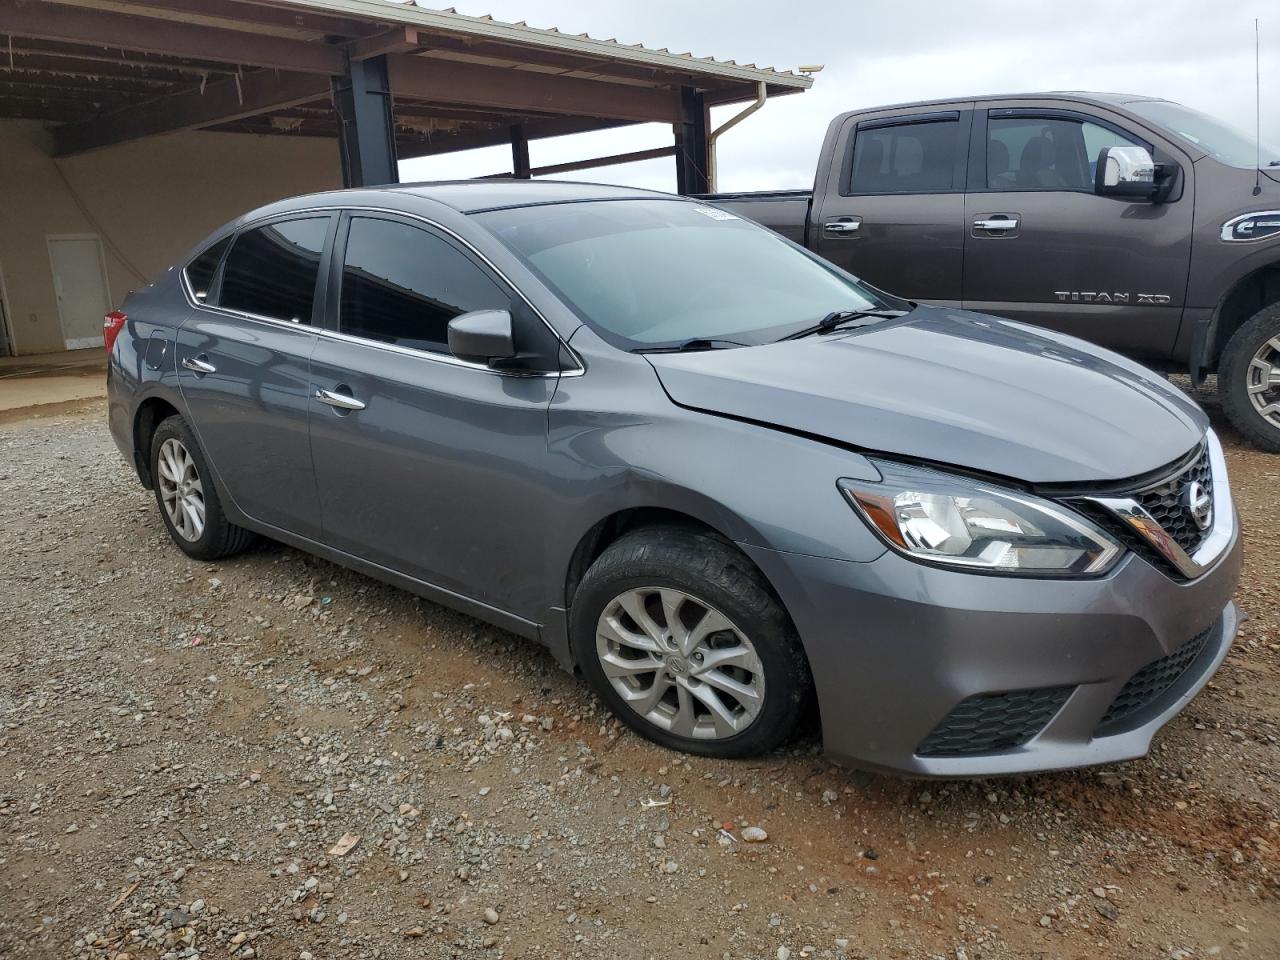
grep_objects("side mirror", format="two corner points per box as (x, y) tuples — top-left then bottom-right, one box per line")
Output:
(1094, 145), (1157, 200)
(447, 309), (517, 364)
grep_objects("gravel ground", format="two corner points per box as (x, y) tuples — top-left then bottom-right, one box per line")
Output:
(0, 397), (1277, 960)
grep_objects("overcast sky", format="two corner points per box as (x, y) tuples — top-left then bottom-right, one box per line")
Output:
(399, 0), (1279, 192)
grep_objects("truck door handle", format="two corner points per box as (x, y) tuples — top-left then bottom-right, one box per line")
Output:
(823, 220), (861, 235)
(973, 217), (1019, 231)
(181, 355), (216, 375)
(315, 386), (366, 412)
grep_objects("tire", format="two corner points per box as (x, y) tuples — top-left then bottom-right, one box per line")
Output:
(570, 524), (813, 758)
(150, 415), (256, 560)
(1219, 302), (1280, 453)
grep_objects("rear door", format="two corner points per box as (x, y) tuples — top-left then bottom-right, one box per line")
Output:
(175, 215), (333, 541)
(307, 212), (562, 620)
(961, 102), (1194, 358)
(812, 106), (972, 304)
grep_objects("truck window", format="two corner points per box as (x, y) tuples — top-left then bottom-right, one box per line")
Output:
(849, 120), (959, 195)
(987, 117), (1139, 191)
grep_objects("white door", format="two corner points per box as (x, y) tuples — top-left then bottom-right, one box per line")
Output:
(48, 236), (111, 350)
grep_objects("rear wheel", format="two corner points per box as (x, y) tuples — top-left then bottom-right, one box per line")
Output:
(1220, 303), (1280, 452)
(150, 416), (256, 560)
(570, 525), (813, 758)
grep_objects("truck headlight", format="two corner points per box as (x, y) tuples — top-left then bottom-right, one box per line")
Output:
(840, 462), (1123, 576)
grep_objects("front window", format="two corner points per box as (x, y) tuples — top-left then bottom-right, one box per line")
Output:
(339, 217), (508, 354)
(1126, 99), (1280, 169)
(986, 117), (1141, 191)
(475, 199), (894, 350)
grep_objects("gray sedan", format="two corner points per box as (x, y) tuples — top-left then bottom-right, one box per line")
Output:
(106, 181), (1240, 776)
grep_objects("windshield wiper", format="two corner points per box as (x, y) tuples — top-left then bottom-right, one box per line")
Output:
(777, 309), (907, 342)
(633, 338), (748, 354)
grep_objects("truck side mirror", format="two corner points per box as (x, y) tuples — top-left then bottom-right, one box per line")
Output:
(447, 309), (517, 364)
(1094, 145), (1158, 201)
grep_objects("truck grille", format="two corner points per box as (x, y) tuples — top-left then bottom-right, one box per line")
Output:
(917, 687), (1073, 757)
(1095, 627), (1211, 735)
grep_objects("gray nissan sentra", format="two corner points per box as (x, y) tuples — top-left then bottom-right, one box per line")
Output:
(106, 181), (1242, 776)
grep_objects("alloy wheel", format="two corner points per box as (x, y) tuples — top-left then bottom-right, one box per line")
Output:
(1247, 335), (1280, 429)
(157, 437), (206, 541)
(595, 587), (765, 740)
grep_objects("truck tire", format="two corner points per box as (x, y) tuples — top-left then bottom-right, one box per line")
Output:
(570, 524), (814, 759)
(1219, 303), (1280, 453)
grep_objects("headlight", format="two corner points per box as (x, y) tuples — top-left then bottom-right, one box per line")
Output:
(839, 462), (1123, 576)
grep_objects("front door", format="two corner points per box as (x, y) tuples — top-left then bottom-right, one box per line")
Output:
(48, 235), (111, 349)
(175, 215), (333, 540)
(812, 106), (972, 304)
(961, 104), (1195, 360)
(308, 213), (560, 620)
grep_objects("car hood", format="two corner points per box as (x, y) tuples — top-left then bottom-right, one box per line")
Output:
(645, 307), (1207, 484)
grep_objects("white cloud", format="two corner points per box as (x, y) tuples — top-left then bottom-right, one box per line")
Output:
(400, 0), (1279, 193)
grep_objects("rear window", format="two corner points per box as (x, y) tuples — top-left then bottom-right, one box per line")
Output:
(218, 217), (329, 323)
(850, 119), (959, 194)
(184, 236), (230, 302)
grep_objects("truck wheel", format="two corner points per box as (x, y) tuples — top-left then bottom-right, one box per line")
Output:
(570, 524), (814, 758)
(1219, 303), (1280, 453)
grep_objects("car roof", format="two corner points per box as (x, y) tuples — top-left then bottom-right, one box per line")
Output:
(386, 179), (674, 213)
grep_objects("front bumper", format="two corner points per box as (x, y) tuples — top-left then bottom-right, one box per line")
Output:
(741, 521), (1242, 777)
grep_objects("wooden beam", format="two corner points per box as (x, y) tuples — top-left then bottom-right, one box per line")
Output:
(398, 116), (638, 160)
(80, 0), (376, 39)
(482, 146), (675, 179)
(53, 68), (330, 155)
(387, 54), (680, 124)
(0, 0), (346, 74)
(349, 25), (421, 61)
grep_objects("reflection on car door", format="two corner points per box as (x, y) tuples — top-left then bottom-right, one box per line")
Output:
(175, 216), (333, 540)
(812, 106), (972, 304)
(307, 213), (560, 621)
(961, 104), (1194, 359)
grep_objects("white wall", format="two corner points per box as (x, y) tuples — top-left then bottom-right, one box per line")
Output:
(0, 121), (341, 356)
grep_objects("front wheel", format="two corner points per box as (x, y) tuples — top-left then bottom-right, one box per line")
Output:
(1219, 303), (1280, 452)
(570, 525), (813, 758)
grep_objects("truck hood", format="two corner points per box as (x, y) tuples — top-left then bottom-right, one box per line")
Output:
(646, 307), (1207, 484)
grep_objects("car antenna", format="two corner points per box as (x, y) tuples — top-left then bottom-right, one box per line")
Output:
(1254, 17), (1262, 196)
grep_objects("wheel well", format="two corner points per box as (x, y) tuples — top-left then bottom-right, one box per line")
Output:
(564, 508), (727, 609)
(132, 397), (180, 488)
(1211, 264), (1280, 367)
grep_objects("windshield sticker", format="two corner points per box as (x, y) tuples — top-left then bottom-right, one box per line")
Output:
(692, 205), (739, 221)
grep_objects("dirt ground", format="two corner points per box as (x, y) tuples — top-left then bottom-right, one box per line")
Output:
(1, 396), (1276, 960)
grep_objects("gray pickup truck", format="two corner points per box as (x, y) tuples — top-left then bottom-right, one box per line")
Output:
(707, 92), (1280, 451)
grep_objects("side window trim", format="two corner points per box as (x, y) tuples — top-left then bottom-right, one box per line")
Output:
(967, 107), (1153, 193)
(187, 213), (336, 327)
(840, 109), (973, 197)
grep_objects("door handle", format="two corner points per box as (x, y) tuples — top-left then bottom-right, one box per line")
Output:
(314, 387), (366, 412)
(823, 220), (861, 235)
(181, 355), (216, 375)
(973, 218), (1019, 231)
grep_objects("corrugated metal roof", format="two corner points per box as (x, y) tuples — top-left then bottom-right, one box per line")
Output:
(266, 0), (815, 90)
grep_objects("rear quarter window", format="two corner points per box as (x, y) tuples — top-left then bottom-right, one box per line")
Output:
(183, 236), (231, 303)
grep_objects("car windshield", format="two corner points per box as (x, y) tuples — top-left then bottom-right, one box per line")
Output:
(475, 198), (895, 349)
(1127, 99), (1280, 169)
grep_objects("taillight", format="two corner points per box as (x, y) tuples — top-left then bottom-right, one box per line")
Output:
(103, 310), (126, 354)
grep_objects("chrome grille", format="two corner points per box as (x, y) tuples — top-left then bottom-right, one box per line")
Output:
(1131, 444), (1213, 556)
